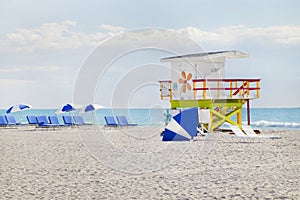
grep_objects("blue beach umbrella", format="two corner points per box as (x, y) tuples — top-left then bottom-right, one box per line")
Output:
(55, 103), (82, 125)
(55, 103), (82, 114)
(6, 104), (32, 123)
(80, 104), (103, 113)
(162, 107), (199, 141)
(6, 104), (32, 113)
(80, 104), (103, 124)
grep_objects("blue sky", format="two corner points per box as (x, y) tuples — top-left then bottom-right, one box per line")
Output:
(0, 0), (299, 108)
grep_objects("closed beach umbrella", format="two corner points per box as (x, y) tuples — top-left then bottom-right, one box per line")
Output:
(162, 107), (199, 141)
(6, 104), (32, 113)
(55, 103), (82, 115)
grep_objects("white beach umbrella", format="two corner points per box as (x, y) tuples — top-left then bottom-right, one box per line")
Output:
(6, 104), (32, 113)
(6, 104), (32, 123)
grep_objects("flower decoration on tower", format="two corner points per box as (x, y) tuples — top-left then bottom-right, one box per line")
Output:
(178, 71), (192, 94)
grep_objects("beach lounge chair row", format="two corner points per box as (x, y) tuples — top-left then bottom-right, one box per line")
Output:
(1, 114), (137, 128)
(26, 115), (91, 127)
(0, 115), (21, 126)
(104, 116), (137, 127)
(62, 116), (92, 126)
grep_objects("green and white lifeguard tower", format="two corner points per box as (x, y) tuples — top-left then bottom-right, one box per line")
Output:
(159, 50), (261, 132)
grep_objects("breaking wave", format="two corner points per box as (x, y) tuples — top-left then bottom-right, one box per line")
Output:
(251, 120), (300, 129)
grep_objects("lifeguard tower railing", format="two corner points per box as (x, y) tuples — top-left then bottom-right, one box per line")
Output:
(159, 78), (261, 131)
(192, 79), (260, 99)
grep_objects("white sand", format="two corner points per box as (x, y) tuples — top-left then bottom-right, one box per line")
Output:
(0, 126), (299, 199)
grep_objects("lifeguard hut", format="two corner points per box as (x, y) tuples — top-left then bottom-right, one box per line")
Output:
(159, 50), (261, 132)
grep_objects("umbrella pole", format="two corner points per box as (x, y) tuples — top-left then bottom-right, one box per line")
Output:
(18, 111), (22, 124)
(69, 112), (75, 127)
(93, 111), (97, 126)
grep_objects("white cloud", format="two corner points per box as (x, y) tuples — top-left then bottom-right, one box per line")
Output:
(0, 65), (66, 73)
(0, 21), (113, 52)
(0, 79), (36, 85)
(1, 22), (299, 53)
(0, 65), (74, 85)
(98, 24), (126, 32)
(178, 25), (300, 45)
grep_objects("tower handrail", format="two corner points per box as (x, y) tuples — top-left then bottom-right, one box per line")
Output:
(192, 78), (261, 99)
(158, 78), (261, 100)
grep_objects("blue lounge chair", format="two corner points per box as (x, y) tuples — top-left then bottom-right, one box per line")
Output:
(48, 116), (68, 126)
(26, 116), (38, 125)
(5, 115), (20, 125)
(116, 116), (137, 126)
(73, 116), (92, 125)
(62, 115), (75, 125)
(36, 116), (58, 127)
(0, 115), (8, 126)
(73, 116), (84, 125)
(104, 116), (118, 127)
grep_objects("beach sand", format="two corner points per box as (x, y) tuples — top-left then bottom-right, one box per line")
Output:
(0, 126), (299, 199)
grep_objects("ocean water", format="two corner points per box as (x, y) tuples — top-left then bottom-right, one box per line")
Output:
(0, 108), (299, 130)
(244, 108), (300, 130)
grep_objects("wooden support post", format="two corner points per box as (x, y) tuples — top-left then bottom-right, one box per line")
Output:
(230, 81), (233, 98)
(235, 81), (238, 97)
(241, 81), (245, 98)
(193, 81), (196, 99)
(209, 109), (213, 132)
(169, 82), (172, 100)
(217, 81), (220, 99)
(203, 81), (207, 99)
(256, 81), (260, 98)
(160, 83), (163, 100)
(247, 99), (250, 125)
(246, 81), (250, 95)
(237, 109), (242, 127)
(210, 107), (242, 130)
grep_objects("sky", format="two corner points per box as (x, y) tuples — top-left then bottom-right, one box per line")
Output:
(0, 0), (299, 108)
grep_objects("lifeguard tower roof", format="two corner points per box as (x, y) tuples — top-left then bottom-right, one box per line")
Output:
(161, 50), (248, 62)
